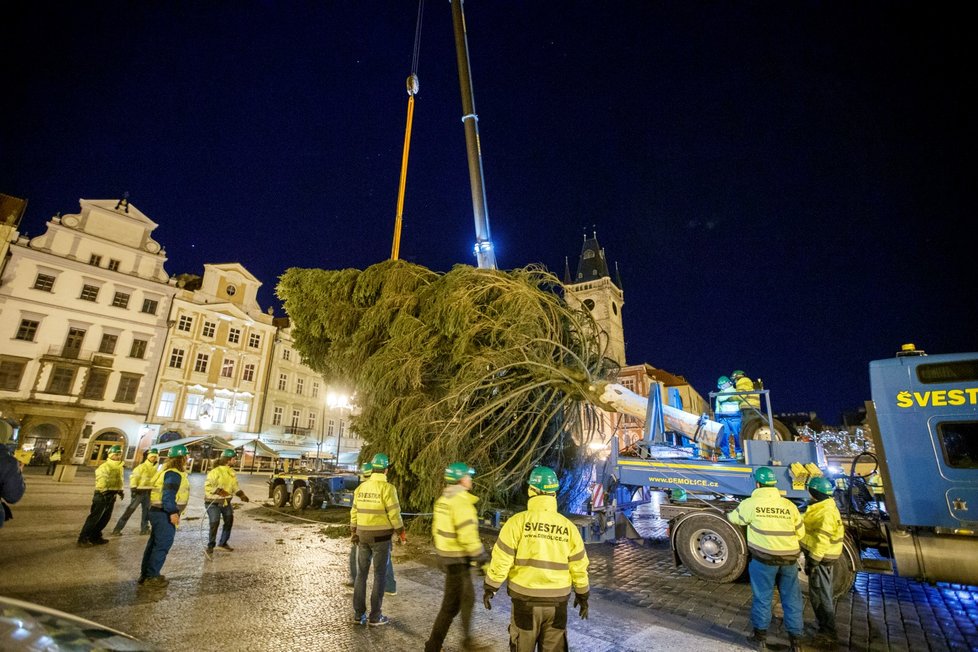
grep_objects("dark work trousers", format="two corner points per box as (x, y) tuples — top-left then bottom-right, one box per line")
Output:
(113, 489), (151, 534)
(78, 491), (117, 543)
(349, 542), (396, 592)
(206, 500), (234, 548)
(508, 599), (568, 652)
(807, 560), (836, 634)
(141, 509), (176, 579)
(353, 538), (391, 622)
(424, 562), (475, 652)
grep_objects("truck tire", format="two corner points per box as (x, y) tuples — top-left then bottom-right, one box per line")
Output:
(741, 417), (793, 442)
(272, 483), (289, 508)
(674, 513), (748, 583)
(291, 486), (310, 510)
(832, 536), (859, 599)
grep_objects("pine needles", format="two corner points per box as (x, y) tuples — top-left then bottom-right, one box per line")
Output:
(277, 260), (617, 511)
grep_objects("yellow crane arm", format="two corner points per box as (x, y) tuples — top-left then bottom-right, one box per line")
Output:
(391, 73), (419, 261)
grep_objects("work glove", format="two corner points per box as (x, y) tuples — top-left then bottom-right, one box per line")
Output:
(351, 533), (360, 545)
(216, 488), (230, 497)
(237, 491), (250, 503)
(573, 592), (589, 619)
(117, 490), (125, 500)
(482, 584), (495, 610)
(398, 530), (407, 545)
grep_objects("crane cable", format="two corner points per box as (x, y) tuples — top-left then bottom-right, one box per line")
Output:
(391, 0), (425, 261)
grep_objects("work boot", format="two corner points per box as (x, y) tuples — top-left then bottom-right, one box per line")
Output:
(788, 634), (802, 652)
(462, 637), (493, 651)
(218, 544), (234, 552)
(751, 629), (768, 652)
(110, 530), (122, 537)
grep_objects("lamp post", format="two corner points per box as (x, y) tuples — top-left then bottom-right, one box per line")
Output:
(316, 397), (327, 472)
(326, 390), (351, 472)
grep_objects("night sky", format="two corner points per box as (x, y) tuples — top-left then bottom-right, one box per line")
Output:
(3, 2), (973, 425)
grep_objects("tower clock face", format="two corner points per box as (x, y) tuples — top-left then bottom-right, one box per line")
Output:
(583, 299), (595, 311)
(226, 285), (237, 296)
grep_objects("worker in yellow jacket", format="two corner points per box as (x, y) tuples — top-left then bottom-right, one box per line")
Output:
(484, 466), (590, 652)
(112, 447), (159, 536)
(728, 466), (805, 652)
(351, 452), (405, 626)
(77, 444), (125, 546)
(203, 448), (249, 559)
(800, 476), (844, 644)
(425, 462), (490, 652)
(139, 444), (190, 587)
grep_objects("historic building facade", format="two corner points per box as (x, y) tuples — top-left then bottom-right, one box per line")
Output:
(0, 198), (177, 466)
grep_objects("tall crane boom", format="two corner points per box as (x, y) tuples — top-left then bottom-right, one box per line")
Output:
(450, 0), (497, 269)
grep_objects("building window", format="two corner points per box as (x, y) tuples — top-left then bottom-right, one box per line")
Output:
(272, 406), (283, 426)
(277, 373), (287, 391)
(15, 319), (40, 342)
(32, 273), (55, 292)
(98, 333), (118, 354)
(157, 391), (176, 418)
(114, 373), (140, 403)
(0, 360), (27, 391)
(228, 328), (241, 344)
(202, 321), (216, 338)
(220, 358), (235, 378)
(177, 315), (193, 332)
(169, 348), (185, 369)
(291, 409), (301, 427)
(312, 381), (320, 398)
(183, 394), (202, 419)
(282, 348), (291, 361)
(242, 363), (255, 382)
(129, 339), (148, 359)
(233, 401), (249, 426)
(89, 254), (102, 266)
(213, 397), (230, 423)
(295, 377), (304, 395)
(141, 298), (159, 315)
(82, 368), (110, 399)
(112, 292), (130, 309)
(108, 259), (120, 271)
(47, 366), (76, 394)
(248, 333), (261, 348)
(307, 412), (317, 430)
(194, 353), (209, 373)
(80, 285), (100, 301)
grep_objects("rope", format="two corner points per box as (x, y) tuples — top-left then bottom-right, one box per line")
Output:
(411, 0), (425, 75)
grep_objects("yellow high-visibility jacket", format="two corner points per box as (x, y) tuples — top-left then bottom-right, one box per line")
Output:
(95, 460), (124, 491)
(432, 485), (484, 563)
(728, 486), (804, 565)
(351, 473), (404, 543)
(150, 468), (190, 513)
(800, 498), (845, 563)
(129, 459), (158, 490)
(485, 494), (589, 602)
(204, 464), (240, 501)
(735, 376), (761, 409)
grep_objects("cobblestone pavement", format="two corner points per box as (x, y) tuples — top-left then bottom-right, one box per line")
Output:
(2, 467), (976, 651)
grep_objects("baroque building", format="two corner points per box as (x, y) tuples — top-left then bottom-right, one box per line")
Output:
(0, 199), (177, 466)
(1, 197), (357, 469)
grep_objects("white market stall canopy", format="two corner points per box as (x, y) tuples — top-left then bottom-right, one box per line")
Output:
(227, 438), (281, 458)
(154, 436), (236, 452)
(272, 443), (319, 459)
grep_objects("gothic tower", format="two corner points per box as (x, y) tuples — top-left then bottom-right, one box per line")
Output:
(563, 229), (625, 367)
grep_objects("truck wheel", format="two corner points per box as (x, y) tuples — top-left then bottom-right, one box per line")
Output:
(832, 536), (858, 599)
(272, 484), (289, 508)
(674, 513), (748, 583)
(741, 418), (793, 442)
(291, 487), (310, 510)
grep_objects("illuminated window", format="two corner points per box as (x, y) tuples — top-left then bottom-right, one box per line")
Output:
(213, 398), (230, 423)
(157, 391), (176, 418)
(183, 394), (202, 419)
(233, 401), (249, 426)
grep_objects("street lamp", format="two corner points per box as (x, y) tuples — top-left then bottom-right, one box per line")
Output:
(326, 390), (352, 471)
